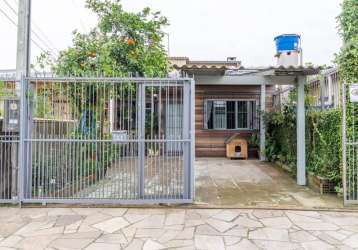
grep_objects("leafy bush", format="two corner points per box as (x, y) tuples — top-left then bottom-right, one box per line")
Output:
(336, 0), (358, 83)
(265, 105), (342, 187)
(306, 109), (342, 183)
(264, 104), (297, 173)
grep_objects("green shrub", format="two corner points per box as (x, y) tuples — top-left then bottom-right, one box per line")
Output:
(264, 104), (297, 173)
(306, 109), (342, 183)
(265, 106), (342, 187)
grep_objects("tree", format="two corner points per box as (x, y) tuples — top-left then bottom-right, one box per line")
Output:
(50, 0), (169, 77)
(335, 0), (358, 196)
(35, 0), (171, 181)
(336, 0), (358, 82)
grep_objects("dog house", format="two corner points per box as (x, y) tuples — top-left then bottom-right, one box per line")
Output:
(225, 133), (248, 159)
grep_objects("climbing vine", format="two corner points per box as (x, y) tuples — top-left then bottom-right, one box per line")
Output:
(265, 106), (342, 187)
(336, 0), (358, 82)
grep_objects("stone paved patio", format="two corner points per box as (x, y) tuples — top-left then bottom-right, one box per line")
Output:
(1, 207), (358, 249)
(196, 158), (343, 209)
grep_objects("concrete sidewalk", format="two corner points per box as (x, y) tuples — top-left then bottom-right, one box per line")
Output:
(1, 207), (358, 249)
(195, 158), (343, 209)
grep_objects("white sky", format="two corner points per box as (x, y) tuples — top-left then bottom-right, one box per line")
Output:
(0, 0), (342, 70)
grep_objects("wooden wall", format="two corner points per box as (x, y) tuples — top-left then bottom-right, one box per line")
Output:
(195, 85), (274, 157)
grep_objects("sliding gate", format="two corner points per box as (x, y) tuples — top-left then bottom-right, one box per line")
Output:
(343, 83), (358, 205)
(15, 76), (195, 204)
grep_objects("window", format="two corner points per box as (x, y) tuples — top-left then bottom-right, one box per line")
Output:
(204, 100), (258, 130)
(237, 101), (248, 129)
(214, 101), (226, 129)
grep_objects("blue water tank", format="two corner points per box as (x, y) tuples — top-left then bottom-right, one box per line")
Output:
(274, 34), (300, 52)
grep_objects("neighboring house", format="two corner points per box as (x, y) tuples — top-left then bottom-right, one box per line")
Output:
(0, 71), (17, 119)
(271, 84), (294, 110)
(0, 69), (16, 79)
(273, 67), (340, 110)
(169, 57), (274, 158)
(308, 67), (340, 109)
(0, 70), (72, 121)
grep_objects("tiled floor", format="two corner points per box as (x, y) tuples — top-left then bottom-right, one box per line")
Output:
(195, 158), (343, 209)
(1, 207), (358, 249)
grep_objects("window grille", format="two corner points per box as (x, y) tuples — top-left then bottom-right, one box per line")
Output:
(203, 99), (258, 130)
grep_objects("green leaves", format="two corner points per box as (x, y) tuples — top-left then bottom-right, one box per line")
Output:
(52, 0), (169, 77)
(337, 0), (358, 43)
(307, 110), (342, 181)
(264, 104), (297, 175)
(336, 0), (358, 82)
(336, 37), (358, 82)
(265, 105), (342, 184)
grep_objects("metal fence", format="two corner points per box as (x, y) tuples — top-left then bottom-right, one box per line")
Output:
(343, 83), (358, 205)
(0, 77), (19, 203)
(0, 76), (195, 205)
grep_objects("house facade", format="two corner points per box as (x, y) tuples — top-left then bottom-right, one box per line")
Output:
(169, 57), (274, 158)
(308, 67), (340, 109)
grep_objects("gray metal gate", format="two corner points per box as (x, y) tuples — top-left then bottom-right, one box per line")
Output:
(342, 83), (358, 205)
(0, 76), (195, 205)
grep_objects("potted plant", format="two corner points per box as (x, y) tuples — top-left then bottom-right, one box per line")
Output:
(248, 132), (260, 159)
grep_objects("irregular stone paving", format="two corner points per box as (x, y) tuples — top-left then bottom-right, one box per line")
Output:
(1, 208), (358, 249)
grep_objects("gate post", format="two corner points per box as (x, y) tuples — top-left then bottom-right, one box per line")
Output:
(190, 78), (195, 200)
(137, 82), (145, 199)
(260, 82), (266, 161)
(342, 82), (347, 205)
(18, 75), (33, 204)
(183, 80), (191, 199)
(18, 75), (26, 204)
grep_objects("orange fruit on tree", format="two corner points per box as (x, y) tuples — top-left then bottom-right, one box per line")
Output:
(127, 38), (135, 46)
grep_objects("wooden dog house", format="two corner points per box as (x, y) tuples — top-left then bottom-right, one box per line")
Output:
(225, 133), (248, 159)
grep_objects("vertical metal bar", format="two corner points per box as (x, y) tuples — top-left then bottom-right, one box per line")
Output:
(1, 136), (3, 200)
(28, 80), (34, 199)
(246, 100), (250, 129)
(176, 83), (180, 198)
(190, 78), (195, 200)
(260, 82), (266, 161)
(33, 80), (37, 199)
(354, 85), (357, 202)
(127, 83), (133, 199)
(18, 75), (27, 204)
(113, 81), (118, 199)
(120, 81), (124, 199)
(320, 76), (326, 111)
(138, 83), (145, 199)
(0, 134), (2, 200)
(134, 81), (138, 199)
(165, 82), (169, 197)
(182, 81), (190, 199)
(342, 82), (347, 204)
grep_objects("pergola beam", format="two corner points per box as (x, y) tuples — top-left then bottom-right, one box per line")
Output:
(194, 75), (296, 86)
